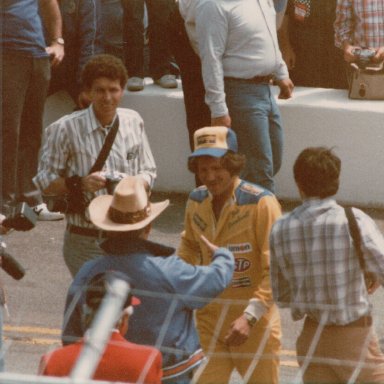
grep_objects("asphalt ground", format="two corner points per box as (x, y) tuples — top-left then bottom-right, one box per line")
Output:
(2, 193), (384, 383)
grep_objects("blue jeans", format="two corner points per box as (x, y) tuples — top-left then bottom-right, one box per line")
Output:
(224, 79), (283, 193)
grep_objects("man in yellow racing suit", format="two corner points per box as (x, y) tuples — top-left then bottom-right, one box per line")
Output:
(178, 126), (281, 384)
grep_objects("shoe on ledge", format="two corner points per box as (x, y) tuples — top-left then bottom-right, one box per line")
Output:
(127, 77), (144, 92)
(154, 74), (178, 89)
(33, 203), (64, 221)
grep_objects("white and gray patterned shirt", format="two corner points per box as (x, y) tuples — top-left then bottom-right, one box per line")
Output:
(270, 198), (384, 325)
(34, 105), (157, 228)
(194, 0), (289, 118)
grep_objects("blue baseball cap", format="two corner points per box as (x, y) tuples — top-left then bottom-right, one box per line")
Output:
(189, 127), (238, 158)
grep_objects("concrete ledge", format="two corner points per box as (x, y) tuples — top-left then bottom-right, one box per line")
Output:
(44, 81), (384, 208)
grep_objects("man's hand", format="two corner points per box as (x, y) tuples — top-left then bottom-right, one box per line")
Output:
(211, 114), (231, 128)
(81, 172), (107, 193)
(373, 47), (384, 63)
(46, 43), (64, 67)
(343, 43), (361, 63)
(276, 78), (294, 99)
(200, 235), (219, 258)
(224, 314), (252, 347)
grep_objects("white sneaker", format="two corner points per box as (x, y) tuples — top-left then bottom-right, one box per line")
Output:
(33, 203), (64, 221)
(127, 77), (144, 92)
(154, 74), (178, 89)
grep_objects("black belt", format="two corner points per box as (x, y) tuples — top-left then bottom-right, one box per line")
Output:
(66, 224), (107, 238)
(306, 315), (372, 328)
(224, 74), (273, 84)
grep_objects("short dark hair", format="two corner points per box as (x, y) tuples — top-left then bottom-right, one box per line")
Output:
(81, 54), (128, 90)
(82, 271), (133, 329)
(188, 151), (246, 176)
(293, 147), (341, 198)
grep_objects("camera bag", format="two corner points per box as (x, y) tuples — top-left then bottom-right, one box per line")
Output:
(348, 62), (384, 100)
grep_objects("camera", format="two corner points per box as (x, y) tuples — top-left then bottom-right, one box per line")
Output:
(353, 48), (376, 68)
(2, 202), (37, 231)
(45, 193), (87, 215)
(0, 203), (35, 280)
(105, 175), (123, 194)
(0, 243), (26, 280)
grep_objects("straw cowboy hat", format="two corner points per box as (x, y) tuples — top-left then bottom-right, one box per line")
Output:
(89, 176), (169, 231)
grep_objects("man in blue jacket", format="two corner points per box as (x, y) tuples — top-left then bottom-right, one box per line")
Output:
(62, 176), (234, 383)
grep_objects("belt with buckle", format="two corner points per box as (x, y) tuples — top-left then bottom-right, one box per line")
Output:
(224, 74), (273, 84)
(306, 315), (372, 328)
(66, 224), (106, 238)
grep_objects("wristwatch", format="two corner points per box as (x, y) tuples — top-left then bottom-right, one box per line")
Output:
(52, 37), (65, 45)
(244, 312), (257, 327)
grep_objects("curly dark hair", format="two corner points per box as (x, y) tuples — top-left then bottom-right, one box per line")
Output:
(293, 147), (341, 198)
(188, 151), (246, 176)
(81, 54), (128, 90)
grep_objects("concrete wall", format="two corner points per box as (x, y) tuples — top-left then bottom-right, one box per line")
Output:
(43, 83), (384, 208)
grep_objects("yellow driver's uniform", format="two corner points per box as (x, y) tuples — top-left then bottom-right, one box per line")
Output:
(178, 178), (281, 384)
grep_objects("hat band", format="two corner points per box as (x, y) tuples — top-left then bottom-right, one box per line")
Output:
(108, 204), (151, 224)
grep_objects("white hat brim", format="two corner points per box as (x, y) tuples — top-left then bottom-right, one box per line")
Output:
(89, 195), (170, 232)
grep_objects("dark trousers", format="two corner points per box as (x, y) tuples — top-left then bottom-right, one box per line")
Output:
(169, 5), (210, 186)
(169, 5), (210, 150)
(122, 0), (173, 79)
(1, 53), (49, 209)
(287, 0), (348, 89)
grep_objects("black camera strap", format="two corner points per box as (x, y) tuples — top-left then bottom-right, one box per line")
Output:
(46, 116), (121, 216)
(344, 206), (365, 271)
(344, 206), (377, 291)
(89, 115), (120, 174)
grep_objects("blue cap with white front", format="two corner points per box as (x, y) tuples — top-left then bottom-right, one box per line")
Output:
(189, 126), (238, 158)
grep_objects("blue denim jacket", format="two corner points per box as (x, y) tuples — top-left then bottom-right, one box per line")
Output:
(62, 238), (234, 381)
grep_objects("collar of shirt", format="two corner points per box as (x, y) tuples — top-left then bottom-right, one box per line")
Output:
(293, 197), (338, 220)
(205, 177), (242, 205)
(87, 105), (118, 134)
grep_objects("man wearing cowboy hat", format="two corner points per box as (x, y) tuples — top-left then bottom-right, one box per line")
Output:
(178, 126), (282, 383)
(40, 271), (162, 383)
(62, 175), (235, 383)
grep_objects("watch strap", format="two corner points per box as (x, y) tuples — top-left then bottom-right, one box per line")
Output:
(244, 312), (257, 327)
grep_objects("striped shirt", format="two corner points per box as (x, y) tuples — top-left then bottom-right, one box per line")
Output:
(34, 105), (157, 228)
(270, 198), (384, 325)
(334, 0), (384, 49)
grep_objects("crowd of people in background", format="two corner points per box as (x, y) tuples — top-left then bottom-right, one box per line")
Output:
(1, 0), (384, 383)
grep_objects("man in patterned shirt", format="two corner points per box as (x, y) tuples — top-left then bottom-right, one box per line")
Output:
(334, 0), (384, 63)
(34, 54), (156, 277)
(270, 146), (384, 383)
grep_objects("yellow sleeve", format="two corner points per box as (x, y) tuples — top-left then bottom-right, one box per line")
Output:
(249, 195), (282, 314)
(178, 199), (202, 265)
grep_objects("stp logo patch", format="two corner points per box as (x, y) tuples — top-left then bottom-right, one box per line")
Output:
(235, 258), (251, 272)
